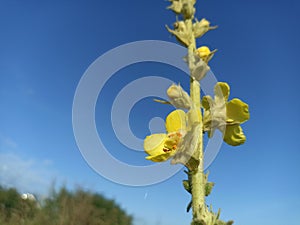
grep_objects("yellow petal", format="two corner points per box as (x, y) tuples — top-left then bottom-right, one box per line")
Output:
(226, 98), (250, 124)
(202, 95), (213, 110)
(146, 153), (173, 162)
(144, 134), (167, 156)
(197, 46), (211, 61)
(196, 46), (217, 63)
(165, 110), (186, 133)
(223, 124), (246, 146)
(214, 82), (230, 102)
(202, 109), (212, 132)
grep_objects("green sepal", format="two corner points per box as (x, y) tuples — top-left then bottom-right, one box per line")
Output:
(185, 156), (200, 171)
(205, 182), (215, 196)
(153, 98), (171, 105)
(182, 180), (191, 193)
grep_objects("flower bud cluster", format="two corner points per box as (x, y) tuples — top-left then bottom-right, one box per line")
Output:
(168, 0), (196, 19)
(167, 0), (217, 81)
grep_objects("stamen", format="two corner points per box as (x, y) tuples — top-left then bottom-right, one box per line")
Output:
(163, 148), (171, 152)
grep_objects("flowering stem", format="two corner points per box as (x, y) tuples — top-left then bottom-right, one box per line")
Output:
(186, 18), (206, 225)
(162, 0), (245, 224)
(190, 86), (205, 225)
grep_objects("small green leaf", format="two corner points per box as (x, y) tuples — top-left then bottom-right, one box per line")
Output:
(182, 180), (191, 193)
(205, 182), (215, 196)
(186, 200), (192, 212)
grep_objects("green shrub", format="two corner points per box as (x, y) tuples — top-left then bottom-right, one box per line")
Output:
(0, 186), (133, 225)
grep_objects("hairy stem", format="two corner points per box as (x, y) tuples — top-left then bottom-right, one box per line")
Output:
(190, 81), (205, 224)
(186, 17), (206, 225)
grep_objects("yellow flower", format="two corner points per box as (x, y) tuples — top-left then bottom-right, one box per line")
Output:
(144, 110), (186, 162)
(196, 46), (217, 63)
(202, 82), (250, 146)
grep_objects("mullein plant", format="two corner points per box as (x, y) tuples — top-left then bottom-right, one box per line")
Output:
(143, 0), (250, 225)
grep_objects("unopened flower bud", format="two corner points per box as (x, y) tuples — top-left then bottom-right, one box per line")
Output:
(181, 2), (195, 19)
(196, 46), (217, 63)
(197, 46), (210, 59)
(166, 21), (192, 47)
(167, 85), (180, 98)
(167, 84), (192, 109)
(193, 18), (217, 39)
(167, 0), (182, 14)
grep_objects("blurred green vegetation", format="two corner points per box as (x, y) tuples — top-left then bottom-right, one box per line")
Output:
(0, 186), (133, 225)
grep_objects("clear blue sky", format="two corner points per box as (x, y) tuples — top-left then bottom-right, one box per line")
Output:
(1, 0), (300, 225)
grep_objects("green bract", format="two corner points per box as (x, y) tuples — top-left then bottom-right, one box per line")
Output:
(202, 82), (250, 146)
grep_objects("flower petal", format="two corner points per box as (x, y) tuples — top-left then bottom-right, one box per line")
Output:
(144, 134), (167, 156)
(146, 153), (173, 162)
(202, 109), (212, 132)
(166, 110), (186, 133)
(202, 95), (213, 110)
(223, 124), (246, 146)
(197, 46), (211, 62)
(214, 82), (230, 102)
(191, 56), (210, 81)
(226, 98), (250, 124)
(171, 123), (201, 170)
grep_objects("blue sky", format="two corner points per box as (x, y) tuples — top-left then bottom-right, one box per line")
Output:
(1, 0), (300, 224)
